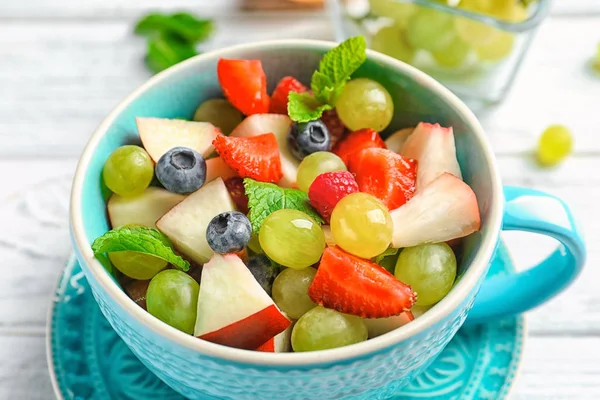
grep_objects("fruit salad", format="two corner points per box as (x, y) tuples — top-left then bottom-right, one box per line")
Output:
(92, 36), (481, 353)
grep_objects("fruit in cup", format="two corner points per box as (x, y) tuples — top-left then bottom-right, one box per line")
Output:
(364, 311), (414, 338)
(157, 177), (236, 264)
(332, 128), (386, 166)
(224, 176), (249, 214)
(296, 151), (347, 193)
(537, 124), (573, 166)
(107, 187), (186, 229)
(287, 120), (331, 161)
(395, 243), (457, 306)
(193, 98), (244, 135)
(330, 193), (393, 258)
(194, 253), (290, 349)
(405, 8), (456, 52)
(335, 78), (394, 132)
(217, 59), (270, 115)
(137, 117), (219, 162)
(206, 211), (252, 254)
(308, 171), (358, 223)
(103, 145), (154, 197)
(155, 146), (207, 194)
(272, 267), (318, 320)
(384, 127), (415, 154)
(108, 251), (168, 280)
(204, 157), (237, 183)
(256, 319), (294, 352)
(147, 269), (200, 335)
(270, 76), (308, 115)
(245, 253), (279, 295)
(390, 173), (480, 248)
(432, 37), (472, 68)
(371, 26), (415, 64)
(259, 209), (326, 270)
(475, 30), (515, 62)
(308, 246), (416, 318)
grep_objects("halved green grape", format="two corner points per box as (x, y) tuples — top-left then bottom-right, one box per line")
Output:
(272, 267), (317, 319)
(335, 78), (394, 132)
(405, 8), (456, 52)
(369, 0), (415, 27)
(296, 152), (347, 192)
(291, 306), (368, 352)
(474, 30), (515, 62)
(103, 145), (154, 197)
(371, 25), (416, 64)
(432, 36), (472, 67)
(193, 98), (244, 135)
(537, 125), (573, 166)
(394, 243), (457, 306)
(330, 193), (393, 259)
(146, 269), (199, 334)
(108, 251), (168, 280)
(259, 209), (326, 270)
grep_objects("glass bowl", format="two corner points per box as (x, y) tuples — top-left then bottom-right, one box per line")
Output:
(328, 0), (550, 106)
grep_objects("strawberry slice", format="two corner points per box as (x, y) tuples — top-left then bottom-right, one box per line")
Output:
(348, 148), (417, 211)
(308, 171), (358, 223)
(217, 59), (270, 116)
(332, 128), (386, 166)
(270, 76), (308, 115)
(308, 246), (416, 318)
(213, 133), (282, 183)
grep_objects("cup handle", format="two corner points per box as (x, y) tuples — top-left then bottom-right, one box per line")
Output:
(465, 186), (586, 325)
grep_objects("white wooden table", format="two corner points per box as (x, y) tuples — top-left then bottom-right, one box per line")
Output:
(1, 1), (599, 399)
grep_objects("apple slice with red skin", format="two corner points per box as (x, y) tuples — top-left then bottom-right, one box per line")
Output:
(255, 318), (294, 352)
(195, 254), (290, 350)
(137, 117), (220, 162)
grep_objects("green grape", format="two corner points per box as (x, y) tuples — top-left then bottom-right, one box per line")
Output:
(103, 145), (154, 197)
(369, 0), (416, 27)
(335, 78), (394, 132)
(490, 0), (527, 22)
(454, 0), (501, 46)
(405, 8), (456, 52)
(296, 152), (347, 192)
(330, 193), (392, 259)
(291, 306), (368, 352)
(593, 42), (600, 72)
(193, 98), (244, 135)
(108, 251), (167, 280)
(259, 209), (326, 270)
(394, 243), (457, 306)
(474, 30), (515, 62)
(146, 269), (199, 335)
(432, 36), (472, 67)
(371, 26), (416, 64)
(247, 234), (263, 254)
(272, 267), (317, 319)
(537, 125), (573, 166)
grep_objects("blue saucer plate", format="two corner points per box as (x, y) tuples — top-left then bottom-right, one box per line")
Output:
(48, 241), (524, 400)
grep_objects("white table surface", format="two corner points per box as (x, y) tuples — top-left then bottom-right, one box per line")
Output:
(1, 1), (600, 399)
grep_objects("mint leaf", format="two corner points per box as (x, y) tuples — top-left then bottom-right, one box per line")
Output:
(146, 36), (198, 73)
(373, 247), (401, 273)
(92, 227), (190, 271)
(134, 12), (214, 44)
(244, 178), (324, 232)
(312, 36), (367, 105)
(288, 92), (333, 123)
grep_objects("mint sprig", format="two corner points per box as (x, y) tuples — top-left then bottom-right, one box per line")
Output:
(373, 247), (401, 273)
(244, 178), (324, 232)
(92, 227), (190, 271)
(287, 36), (367, 123)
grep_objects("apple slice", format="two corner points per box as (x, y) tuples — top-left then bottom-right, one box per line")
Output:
(401, 122), (462, 191)
(364, 311), (414, 338)
(156, 178), (236, 264)
(390, 173), (480, 248)
(195, 254), (290, 350)
(107, 187), (186, 229)
(385, 127), (414, 154)
(256, 318), (294, 352)
(137, 117), (220, 162)
(205, 157), (237, 183)
(230, 113), (298, 187)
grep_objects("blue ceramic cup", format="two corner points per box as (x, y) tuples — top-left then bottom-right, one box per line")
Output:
(70, 40), (586, 399)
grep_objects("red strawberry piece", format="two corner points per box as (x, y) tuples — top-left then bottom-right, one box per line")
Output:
(270, 76), (308, 115)
(348, 148), (417, 211)
(213, 133), (283, 183)
(308, 246), (416, 318)
(225, 176), (249, 214)
(308, 171), (358, 223)
(217, 59), (270, 116)
(320, 110), (347, 148)
(332, 128), (386, 166)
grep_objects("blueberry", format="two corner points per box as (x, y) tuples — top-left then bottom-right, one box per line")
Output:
(246, 253), (279, 295)
(206, 211), (252, 254)
(287, 119), (331, 160)
(156, 147), (206, 194)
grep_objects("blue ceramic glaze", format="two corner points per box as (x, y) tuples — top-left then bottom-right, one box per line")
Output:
(68, 40), (584, 399)
(50, 244), (523, 400)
